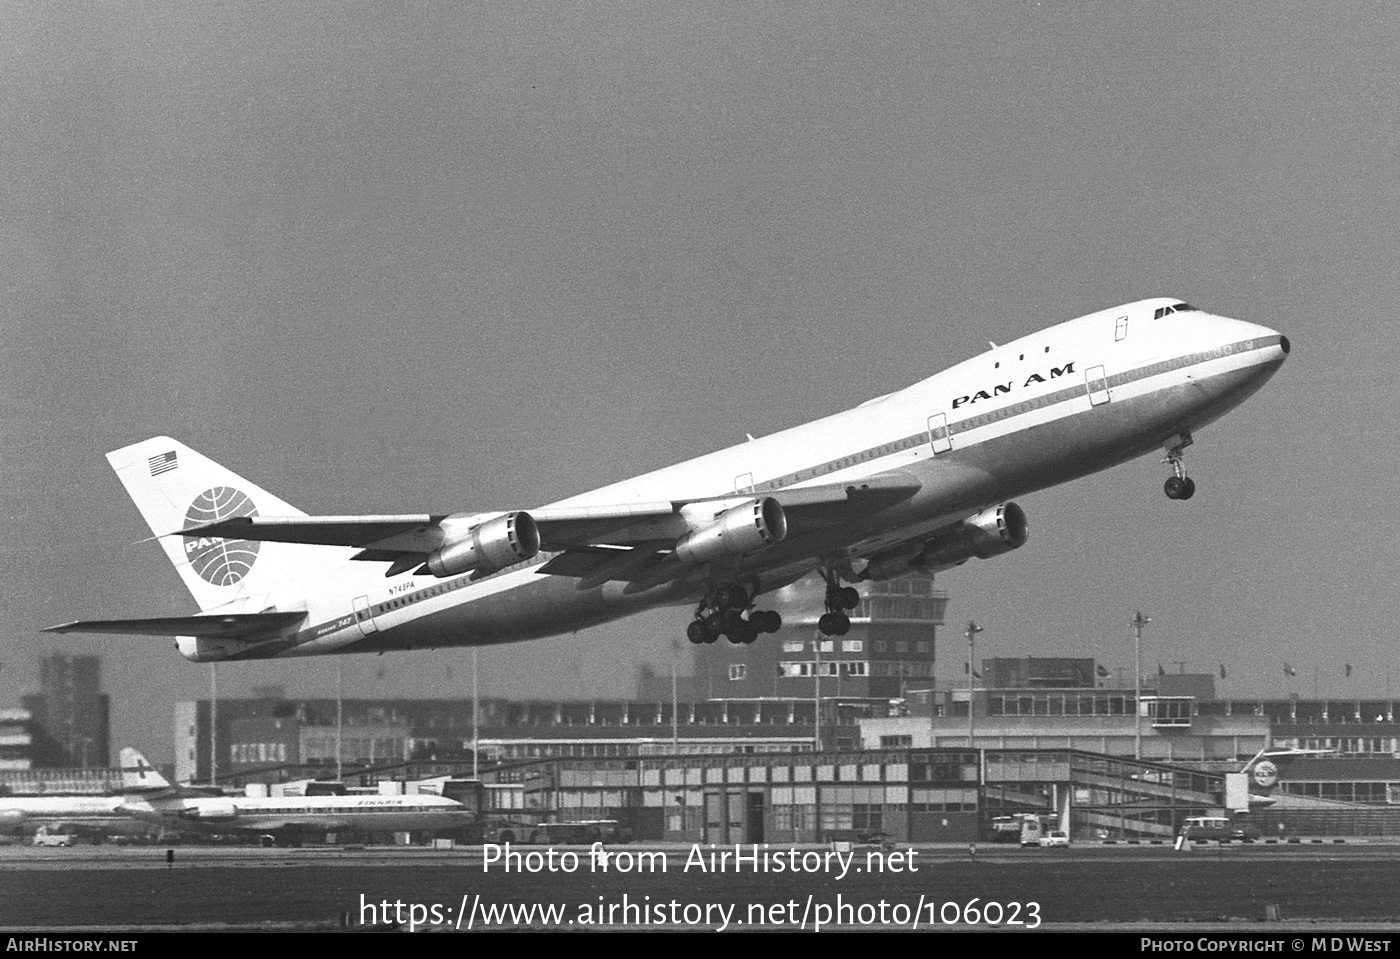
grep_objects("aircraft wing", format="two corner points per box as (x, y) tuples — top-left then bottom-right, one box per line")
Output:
(44, 612), (308, 638)
(174, 471), (922, 583)
(177, 471), (921, 548)
(175, 507), (680, 552)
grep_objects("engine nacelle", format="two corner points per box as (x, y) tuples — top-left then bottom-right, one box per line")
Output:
(426, 511), (540, 578)
(862, 502), (1028, 580)
(186, 798), (239, 822)
(673, 498), (787, 564)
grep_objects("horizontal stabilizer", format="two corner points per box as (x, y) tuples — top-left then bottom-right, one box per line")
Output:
(44, 611), (307, 639)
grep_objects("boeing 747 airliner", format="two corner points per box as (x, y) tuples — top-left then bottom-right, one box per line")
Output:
(48, 297), (1288, 659)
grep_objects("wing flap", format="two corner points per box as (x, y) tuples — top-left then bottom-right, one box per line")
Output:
(44, 612), (307, 639)
(537, 543), (672, 588)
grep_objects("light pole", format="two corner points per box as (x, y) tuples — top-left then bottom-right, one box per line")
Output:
(335, 659), (343, 782)
(472, 647), (480, 779)
(1130, 611), (1150, 761)
(209, 663), (218, 786)
(966, 621), (983, 748)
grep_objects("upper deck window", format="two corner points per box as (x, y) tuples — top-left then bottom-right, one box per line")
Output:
(1153, 302), (1198, 319)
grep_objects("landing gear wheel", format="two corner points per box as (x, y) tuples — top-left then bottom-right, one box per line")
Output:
(687, 620), (712, 644)
(1161, 432), (1195, 501)
(727, 622), (758, 645)
(753, 610), (782, 633)
(818, 612), (851, 636)
(838, 586), (860, 610)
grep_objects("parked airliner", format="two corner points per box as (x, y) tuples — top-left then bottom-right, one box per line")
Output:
(48, 297), (1287, 658)
(0, 749), (215, 836)
(114, 749), (474, 841)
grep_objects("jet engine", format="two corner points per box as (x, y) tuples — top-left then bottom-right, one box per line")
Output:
(185, 798), (239, 821)
(674, 498), (787, 564)
(425, 512), (540, 578)
(861, 502), (1028, 580)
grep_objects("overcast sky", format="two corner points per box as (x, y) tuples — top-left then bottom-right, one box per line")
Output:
(4, 3), (1398, 763)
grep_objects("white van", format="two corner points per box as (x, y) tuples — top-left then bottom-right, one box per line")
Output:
(32, 829), (75, 847)
(1180, 816), (1257, 842)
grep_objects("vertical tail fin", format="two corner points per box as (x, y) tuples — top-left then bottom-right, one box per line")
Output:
(107, 437), (339, 611)
(119, 748), (173, 792)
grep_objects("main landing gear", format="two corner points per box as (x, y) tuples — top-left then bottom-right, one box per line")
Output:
(1162, 432), (1196, 500)
(686, 583), (783, 645)
(817, 568), (861, 637)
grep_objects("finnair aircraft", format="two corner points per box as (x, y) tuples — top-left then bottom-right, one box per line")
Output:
(48, 298), (1288, 660)
(115, 749), (473, 841)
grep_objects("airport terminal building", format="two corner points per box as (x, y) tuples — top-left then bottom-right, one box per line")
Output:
(148, 576), (1400, 842)
(13, 577), (1400, 842)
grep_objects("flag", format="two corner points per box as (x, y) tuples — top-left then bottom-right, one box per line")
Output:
(1219, 663), (1226, 680)
(1157, 663), (1166, 676)
(1283, 663), (1297, 677)
(1345, 663), (1353, 678)
(147, 450), (178, 476)
(1095, 664), (1111, 678)
(962, 663), (980, 679)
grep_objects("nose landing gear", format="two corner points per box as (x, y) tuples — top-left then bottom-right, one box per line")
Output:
(817, 569), (861, 636)
(1162, 433), (1196, 500)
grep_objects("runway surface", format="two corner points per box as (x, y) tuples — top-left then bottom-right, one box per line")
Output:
(3, 842), (1399, 932)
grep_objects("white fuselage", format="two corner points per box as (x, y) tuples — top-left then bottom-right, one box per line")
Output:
(0, 795), (128, 830)
(122, 792), (474, 835)
(178, 297), (1287, 661)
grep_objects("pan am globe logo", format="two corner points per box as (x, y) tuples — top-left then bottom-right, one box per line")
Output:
(184, 487), (261, 586)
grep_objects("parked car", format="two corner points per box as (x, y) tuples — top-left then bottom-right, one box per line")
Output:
(1180, 816), (1258, 842)
(1038, 830), (1070, 848)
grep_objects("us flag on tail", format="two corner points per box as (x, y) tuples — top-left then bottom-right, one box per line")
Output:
(148, 451), (178, 476)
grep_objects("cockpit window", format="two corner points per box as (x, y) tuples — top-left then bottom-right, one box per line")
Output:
(1172, 302), (1196, 312)
(1153, 302), (1197, 319)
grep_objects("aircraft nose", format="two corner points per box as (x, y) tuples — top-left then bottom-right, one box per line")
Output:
(1224, 315), (1289, 365)
(1258, 327), (1289, 364)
